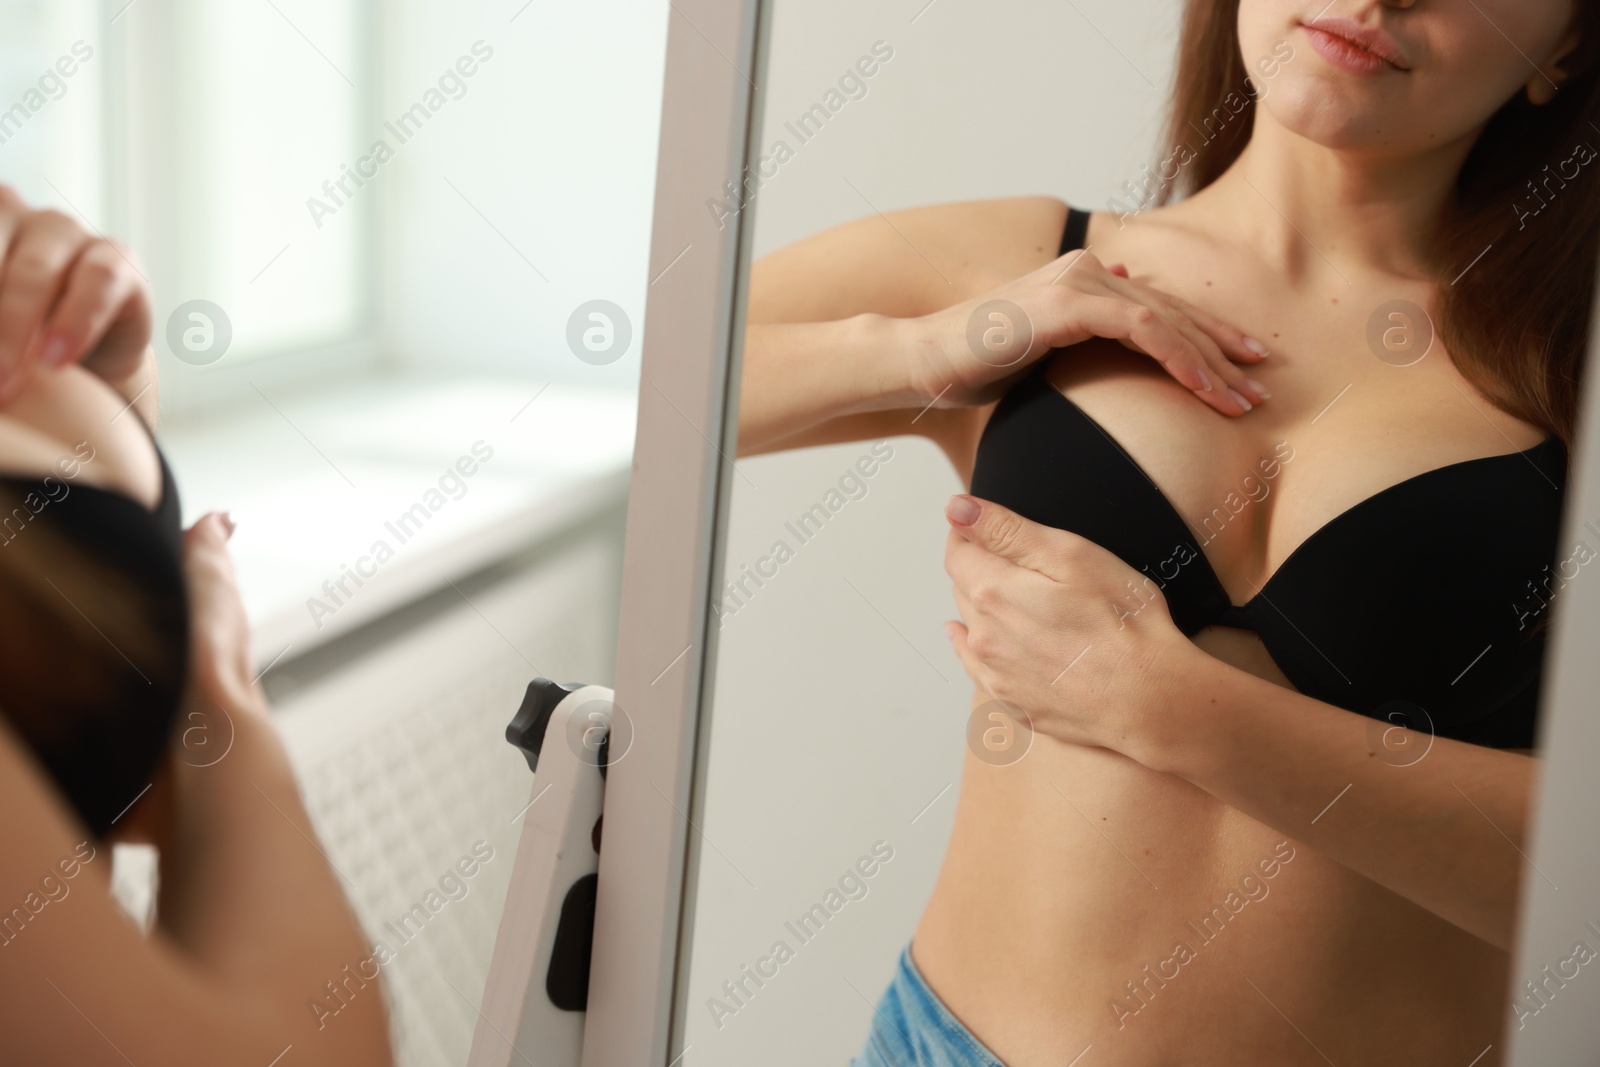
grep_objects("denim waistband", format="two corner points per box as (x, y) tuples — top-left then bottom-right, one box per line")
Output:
(850, 945), (1007, 1067)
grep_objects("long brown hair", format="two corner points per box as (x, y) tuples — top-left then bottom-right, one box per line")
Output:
(1156, 0), (1600, 448)
(0, 486), (188, 838)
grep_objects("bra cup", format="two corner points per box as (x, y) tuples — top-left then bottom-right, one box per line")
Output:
(970, 360), (1567, 749)
(992, 204), (1569, 749)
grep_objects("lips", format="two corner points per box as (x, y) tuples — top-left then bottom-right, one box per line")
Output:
(1299, 16), (1411, 72)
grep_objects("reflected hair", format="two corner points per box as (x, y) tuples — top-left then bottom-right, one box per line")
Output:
(1157, 0), (1600, 448)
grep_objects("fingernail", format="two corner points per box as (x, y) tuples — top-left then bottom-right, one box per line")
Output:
(1196, 368), (1213, 392)
(1246, 377), (1271, 399)
(1228, 388), (1253, 411)
(221, 512), (236, 537)
(1243, 337), (1269, 357)
(947, 495), (980, 526)
(39, 336), (71, 366)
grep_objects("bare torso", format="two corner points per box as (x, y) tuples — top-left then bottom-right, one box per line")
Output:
(909, 201), (1545, 1067)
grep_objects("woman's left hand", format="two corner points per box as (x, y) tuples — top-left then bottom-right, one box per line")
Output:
(942, 493), (1195, 757)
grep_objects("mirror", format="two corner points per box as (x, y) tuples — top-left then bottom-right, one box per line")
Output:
(667, 1), (1600, 1065)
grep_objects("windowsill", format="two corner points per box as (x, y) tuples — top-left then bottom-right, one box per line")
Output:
(157, 372), (636, 670)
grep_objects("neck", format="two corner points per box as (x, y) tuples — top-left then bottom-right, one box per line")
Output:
(1182, 108), (1482, 286)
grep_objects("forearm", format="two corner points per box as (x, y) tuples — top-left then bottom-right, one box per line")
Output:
(158, 701), (390, 1061)
(1140, 651), (1538, 949)
(737, 313), (923, 455)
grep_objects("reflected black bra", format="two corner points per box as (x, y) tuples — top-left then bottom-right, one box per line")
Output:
(968, 207), (1569, 749)
(0, 429), (188, 838)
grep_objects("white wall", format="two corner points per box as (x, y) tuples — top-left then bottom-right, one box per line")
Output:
(680, 2), (1182, 1064)
(746, 0), (1182, 256)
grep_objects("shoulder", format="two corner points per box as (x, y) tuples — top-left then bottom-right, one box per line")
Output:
(748, 195), (1073, 324)
(0, 364), (161, 509)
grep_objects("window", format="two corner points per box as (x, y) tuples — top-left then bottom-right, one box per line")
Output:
(0, 0), (381, 415)
(0, 0), (107, 223)
(4, 1), (663, 419)
(144, 0), (372, 360)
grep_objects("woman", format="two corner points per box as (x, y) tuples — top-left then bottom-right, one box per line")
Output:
(738, 2), (1591, 1064)
(0, 186), (393, 1066)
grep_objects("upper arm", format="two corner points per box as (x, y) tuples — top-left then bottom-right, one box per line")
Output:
(0, 718), (392, 1066)
(748, 194), (1070, 324)
(744, 195), (1070, 464)
(0, 724), (269, 1066)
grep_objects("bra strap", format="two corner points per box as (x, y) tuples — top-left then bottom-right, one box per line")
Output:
(1059, 205), (1089, 257)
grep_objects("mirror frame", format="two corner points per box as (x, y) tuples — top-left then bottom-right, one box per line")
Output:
(579, 1), (765, 1065)
(1504, 267), (1600, 1066)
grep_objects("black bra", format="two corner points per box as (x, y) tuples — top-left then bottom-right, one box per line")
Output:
(0, 428), (189, 837)
(968, 207), (1569, 749)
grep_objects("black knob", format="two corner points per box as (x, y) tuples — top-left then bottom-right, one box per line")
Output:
(506, 678), (585, 773)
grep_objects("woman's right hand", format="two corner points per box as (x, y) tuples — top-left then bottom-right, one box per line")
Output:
(122, 512), (262, 855)
(180, 511), (264, 719)
(904, 248), (1271, 415)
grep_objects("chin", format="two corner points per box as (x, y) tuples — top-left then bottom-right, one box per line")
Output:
(1255, 79), (1419, 153)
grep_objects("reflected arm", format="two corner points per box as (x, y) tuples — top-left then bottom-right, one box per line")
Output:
(735, 196), (1069, 460)
(737, 314), (925, 456)
(1140, 651), (1538, 951)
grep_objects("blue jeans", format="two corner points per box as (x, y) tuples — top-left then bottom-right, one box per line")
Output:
(851, 946), (1007, 1067)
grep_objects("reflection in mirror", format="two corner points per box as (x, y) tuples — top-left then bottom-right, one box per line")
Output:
(0, 3), (661, 1065)
(680, 1), (1596, 1064)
